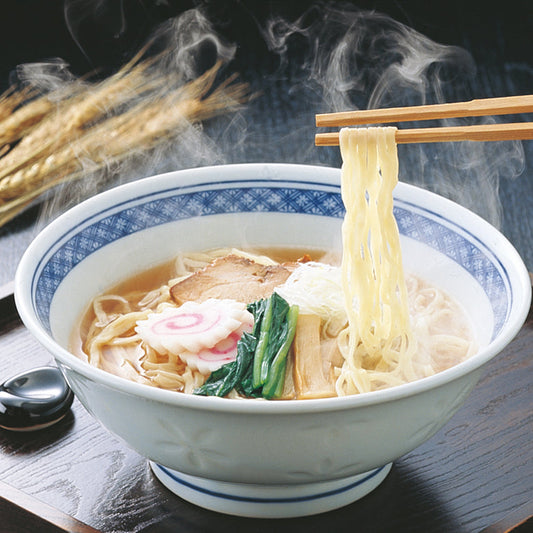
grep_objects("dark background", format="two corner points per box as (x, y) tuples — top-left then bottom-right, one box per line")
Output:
(0, 0), (533, 79)
(0, 1), (531, 79)
(0, 0), (532, 287)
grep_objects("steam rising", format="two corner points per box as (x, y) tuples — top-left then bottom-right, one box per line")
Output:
(18, 9), (245, 226)
(17, 3), (525, 230)
(261, 4), (525, 226)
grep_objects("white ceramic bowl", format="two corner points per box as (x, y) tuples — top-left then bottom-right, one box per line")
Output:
(15, 163), (531, 518)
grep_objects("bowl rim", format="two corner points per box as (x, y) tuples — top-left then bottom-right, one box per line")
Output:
(15, 162), (532, 414)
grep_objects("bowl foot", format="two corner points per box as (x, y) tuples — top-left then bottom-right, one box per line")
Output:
(150, 461), (392, 518)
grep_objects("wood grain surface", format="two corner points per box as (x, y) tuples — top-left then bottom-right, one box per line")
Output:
(0, 290), (531, 532)
(0, 479), (101, 533)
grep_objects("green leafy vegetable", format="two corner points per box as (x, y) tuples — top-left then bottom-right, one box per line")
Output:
(261, 305), (299, 399)
(252, 296), (274, 389)
(194, 293), (298, 399)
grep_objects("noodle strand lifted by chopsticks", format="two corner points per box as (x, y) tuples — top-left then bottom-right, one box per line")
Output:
(336, 127), (417, 395)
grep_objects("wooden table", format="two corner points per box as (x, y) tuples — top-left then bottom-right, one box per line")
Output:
(0, 289), (531, 532)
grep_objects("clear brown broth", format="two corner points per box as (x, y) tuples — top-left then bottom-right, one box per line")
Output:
(74, 247), (338, 351)
(111, 247), (337, 298)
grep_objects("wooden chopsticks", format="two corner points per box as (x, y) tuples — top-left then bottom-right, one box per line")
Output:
(315, 94), (533, 145)
(316, 123), (533, 145)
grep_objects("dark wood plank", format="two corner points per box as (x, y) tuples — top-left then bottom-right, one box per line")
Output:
(0, 282), (14, 301)
(0, 480), (101, 533)
(0, 294), (219, 532)
(0, 284), (531, 532)
(479, 500), (533, 533)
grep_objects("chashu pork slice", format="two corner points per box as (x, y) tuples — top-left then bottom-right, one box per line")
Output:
(170, 254), (294, 305)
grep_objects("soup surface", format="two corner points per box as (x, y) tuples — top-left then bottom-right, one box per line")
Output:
(72, 247), (476, 399)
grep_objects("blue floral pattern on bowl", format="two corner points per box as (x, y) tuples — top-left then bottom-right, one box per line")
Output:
(32, 180), (509, 336)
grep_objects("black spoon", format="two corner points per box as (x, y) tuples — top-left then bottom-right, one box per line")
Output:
(0, 367), (74, 432)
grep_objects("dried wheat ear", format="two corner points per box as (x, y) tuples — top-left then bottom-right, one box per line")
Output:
(0, 53), (250, 228)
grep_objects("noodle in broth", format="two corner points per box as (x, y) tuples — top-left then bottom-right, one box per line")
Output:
(73, 128), (476, 398)
(336, 127), (416, 395)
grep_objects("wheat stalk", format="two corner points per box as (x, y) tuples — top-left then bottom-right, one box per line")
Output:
(0, 59), (249, 226)
(0, 61), (164, 182)
(0, 86), (35, 121)
(0, 83), (82, 150)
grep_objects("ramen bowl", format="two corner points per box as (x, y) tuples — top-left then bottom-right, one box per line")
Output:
(15, 163), (531, 518)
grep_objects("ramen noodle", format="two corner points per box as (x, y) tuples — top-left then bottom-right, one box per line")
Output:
(336, 126), (416, 395)
(73, 128), (476, 398)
